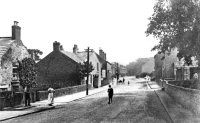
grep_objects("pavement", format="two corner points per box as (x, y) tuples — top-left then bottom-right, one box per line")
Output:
(147, 80), (200, 123)
(0, 82), (117, 122)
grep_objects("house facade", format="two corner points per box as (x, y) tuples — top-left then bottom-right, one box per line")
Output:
(0, 21), (30, 92)
(76, 47), (102, 88)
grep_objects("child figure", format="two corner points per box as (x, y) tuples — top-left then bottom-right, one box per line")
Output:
(107, 85), (114, 104)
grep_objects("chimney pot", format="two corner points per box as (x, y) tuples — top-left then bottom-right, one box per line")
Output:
(53, 41), (60, 51)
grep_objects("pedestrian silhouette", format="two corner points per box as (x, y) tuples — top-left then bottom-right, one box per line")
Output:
(108, 85), (114, 104)
(24, 86), (31, 107)
(123, 78), (125, 84)
(128, 81), (130, 85)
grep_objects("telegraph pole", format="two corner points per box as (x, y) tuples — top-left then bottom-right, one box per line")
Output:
(86, 47), (90, 95)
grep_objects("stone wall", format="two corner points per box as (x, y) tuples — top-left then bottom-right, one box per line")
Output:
(163, 80), (200, 114)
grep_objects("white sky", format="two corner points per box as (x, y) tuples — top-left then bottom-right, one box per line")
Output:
(0, 0), (158, 65)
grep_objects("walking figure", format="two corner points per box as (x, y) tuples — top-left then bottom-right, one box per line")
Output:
(128, 81), (130, 85)
(108, 85), (114, 104)
(48, 88), (55, 106)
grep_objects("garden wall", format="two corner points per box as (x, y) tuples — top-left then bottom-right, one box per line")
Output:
(163, 80), (200, 114)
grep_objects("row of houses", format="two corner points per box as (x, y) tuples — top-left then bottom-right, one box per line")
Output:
(0, 21), (127, 92)
(36, 41), (113, 88)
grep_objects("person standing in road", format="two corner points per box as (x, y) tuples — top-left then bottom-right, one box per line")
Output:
(24, 86), (31, 107)
(108, 85), (114, 104)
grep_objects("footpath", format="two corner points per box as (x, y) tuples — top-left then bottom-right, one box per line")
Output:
(147, 81), (200, 123)
(0, 83), (117, 122)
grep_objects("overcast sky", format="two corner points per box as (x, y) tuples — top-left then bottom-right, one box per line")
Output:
(0, 0), (158, 65)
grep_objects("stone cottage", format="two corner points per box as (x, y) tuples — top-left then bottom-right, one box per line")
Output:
(0, 21), (30, 92)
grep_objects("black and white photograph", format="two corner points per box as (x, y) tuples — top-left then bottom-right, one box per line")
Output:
(0, 0), (200, 122)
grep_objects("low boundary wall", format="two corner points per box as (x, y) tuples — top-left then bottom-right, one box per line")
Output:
(161, 80), (200, 114)
(36, 84), (91, 101)
(0, 84), (91, 108)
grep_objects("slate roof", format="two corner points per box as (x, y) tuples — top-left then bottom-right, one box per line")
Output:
(61, 50), (83, 63)
(0, 37), (14, 60)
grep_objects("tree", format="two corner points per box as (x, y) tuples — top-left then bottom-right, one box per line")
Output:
(126, 58), (150, 76)
(78, 61), (94, 81)
(28, 49), (43, 61)
(18, 58), (37, 88)
(146, 0), (200, 64)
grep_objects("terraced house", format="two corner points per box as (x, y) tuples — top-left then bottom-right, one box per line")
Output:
(0, 21), (30, 92)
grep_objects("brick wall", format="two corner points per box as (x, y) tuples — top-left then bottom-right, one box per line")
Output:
(163, 80), (200, 114)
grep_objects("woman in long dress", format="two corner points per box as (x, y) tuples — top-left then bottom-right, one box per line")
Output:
(48, 88), (55, 106)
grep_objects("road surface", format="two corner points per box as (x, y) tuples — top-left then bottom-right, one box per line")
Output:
(3, 77), (172, 123)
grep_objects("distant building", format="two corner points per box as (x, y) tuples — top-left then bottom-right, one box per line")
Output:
(0, 21), (30, 92)
(112, 62), (127, 77)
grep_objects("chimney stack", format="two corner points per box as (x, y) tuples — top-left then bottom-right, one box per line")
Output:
(99, 49), (103, 58)
(99, 49), (107, 60)
(12, 21), (21, 40)
(73, 44), (79, 54)
(53, 41), (60, 51)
